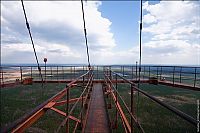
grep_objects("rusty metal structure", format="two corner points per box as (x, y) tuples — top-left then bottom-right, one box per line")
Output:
(1, 0), (199, 132)
(0, 65), (199, 132)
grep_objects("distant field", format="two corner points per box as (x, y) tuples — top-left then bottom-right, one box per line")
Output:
(0, 82), (84, 132)
(106, 83), (199, 133)
(1, 82), (199, 133)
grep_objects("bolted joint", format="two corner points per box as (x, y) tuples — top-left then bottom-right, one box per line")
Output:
(26, 22), (30, 30)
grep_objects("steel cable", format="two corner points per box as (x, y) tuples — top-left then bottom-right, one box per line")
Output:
(81, 0), (91, 69)
(20, 0), (44, 85)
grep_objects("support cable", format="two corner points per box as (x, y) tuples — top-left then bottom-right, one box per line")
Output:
(20, 0), (44, 85)
(81, 0), (91, 69)
(137, 0), (143, 124)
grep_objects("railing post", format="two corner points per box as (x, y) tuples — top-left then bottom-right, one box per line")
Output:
(160, 66), (162, 80)
(143, 66), (145, 79)
(157, 66), (158, 79)
(136, 62), (138, 81)
(131, 84), (134, 133)
(149, 66), (150, 80)
(109, 66), (112, 80)
(62, 66), (64, 80)
(173, 66), (175, 85)
(194, 67), (197, 88)
(45, 63), (46, 82)
(74, 66), (75, 79)
(20, 67), (23, 83)
(123, 66), (124, 77)
(132, 66), (134, 79)
(57, 66), (58, 81)
(97, 66), (99, 80)
(81, 76), (85, 129)
(70, 66), (72, 80)
(31, 67), (32, 79)
(115, 74), (118, 129)
(51, 67), (52, 80)
(66, 86), (69, 133)
(1, 68), (4, 86)
(180, 67), (182, 83)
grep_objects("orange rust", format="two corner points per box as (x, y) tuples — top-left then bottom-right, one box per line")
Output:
(51, 107), (66, 116)
(44, 102), (56, 108)
(84, 83), (110, 133)
(110, 91), (131, 133)
(12, 108), (46, 133)
(54, 97), (86, 106)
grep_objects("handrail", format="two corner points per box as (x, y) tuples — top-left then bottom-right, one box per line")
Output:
(3, 70), (91, 132)
(56, 70), (93, 132)
(109, 69), (197, 126)
(104, 73), (145, 133)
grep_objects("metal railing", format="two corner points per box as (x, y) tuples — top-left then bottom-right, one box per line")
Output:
(103, 68), (197, 133)
(2, 69), (93, 133)
(0, 65), (199, 88)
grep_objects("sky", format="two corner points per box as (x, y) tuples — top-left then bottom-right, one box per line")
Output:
(1, 1), (200, 65)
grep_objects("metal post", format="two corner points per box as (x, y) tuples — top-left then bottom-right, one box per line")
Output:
(173, 66), (175, 85)
(70, 66), (73, 80)
(180, 67), (182, 83)
(115, 74), (118, 129)
(74, 66), (75, 79)
(31, 67), (32, 79)
(194, 67), (197, 88)
(81, 76), (85, 128)
(157, 66), (158, 79)
(132, 66), (134, 79)
(51, 67), (52, 80)
(136, 62), (138, 81)
(149, 66), (150, 80)
(1, 68), (4, 86)
(20, 67), (23, 83)
(143, 66), (145, 79)
(62, 66), (64, 79)
(121, 66), (123, 76)
(131, 84), (134, 133)
(109, 66), (112, 80)
(97, 66), (99, 79)
(57, 66), (58, 81)
(123, 66), (124, 77)
(44, 58), (47, 81)
(160, 66), (162, 80)
(45, 62), (46, 82)
(66, 86), (69, 133)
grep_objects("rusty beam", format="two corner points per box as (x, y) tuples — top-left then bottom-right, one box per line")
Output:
(4, 71), (91, 133)
(110, 90), (131, 133)
(54, 97), (86, 106)
(11, 108), (47, 133)
(50, 107), (81, 123)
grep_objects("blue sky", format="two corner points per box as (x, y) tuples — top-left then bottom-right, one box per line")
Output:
(99, 1), (140, 51)
(1, 1), (200, 65)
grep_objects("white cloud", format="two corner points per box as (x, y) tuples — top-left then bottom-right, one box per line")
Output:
(142, 1), (200, 65)
(1, 1), (199, 65)
(143, 14), (157, 24)
(1, 1), (116, 64)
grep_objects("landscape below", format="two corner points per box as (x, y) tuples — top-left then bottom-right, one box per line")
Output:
(0, 65), (199, 133)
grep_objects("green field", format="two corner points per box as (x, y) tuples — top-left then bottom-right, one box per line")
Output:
(105, 83), (199, 133)
(1, 82), (199, 133)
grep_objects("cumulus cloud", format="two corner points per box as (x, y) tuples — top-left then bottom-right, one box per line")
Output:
(142, 1), (200, 65)
(1, 1), (199, 65)
(1, 1), (116, 64)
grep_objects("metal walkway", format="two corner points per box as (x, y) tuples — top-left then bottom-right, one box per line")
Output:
(84, 83), (110, 133)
